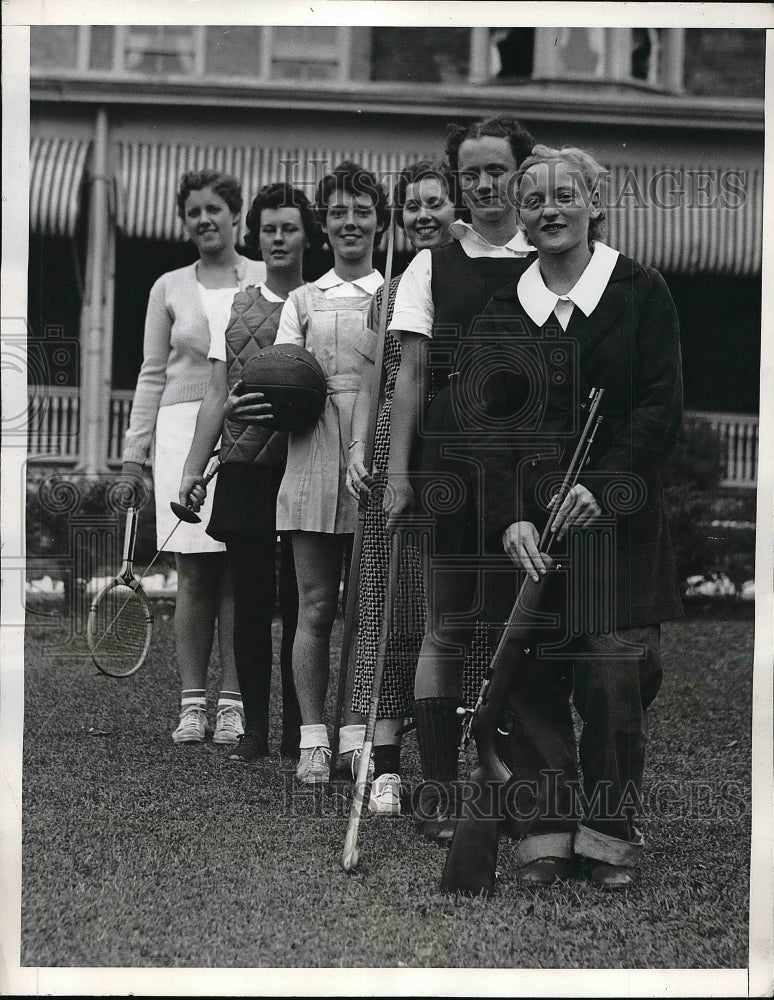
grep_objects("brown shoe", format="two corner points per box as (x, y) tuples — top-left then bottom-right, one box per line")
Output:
(516, 857), (573, 888)
(587, 861), (635, 890)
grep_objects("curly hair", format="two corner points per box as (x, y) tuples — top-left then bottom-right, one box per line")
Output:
(315, 160), (389, 234)
(176, 169), (243, 219)
(242, 182), (322, 256)
(393, 160), (457, 229)
(445, 115), (535, 176)
(515, 144), (609, 244)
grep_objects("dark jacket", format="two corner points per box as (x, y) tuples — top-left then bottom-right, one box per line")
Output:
(475, 253), (684, 629)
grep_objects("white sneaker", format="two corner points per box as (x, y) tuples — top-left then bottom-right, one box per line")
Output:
(296, 745), (331, 784)
(172, 705), (207, 744)
(213, 704), (245, 745)
(368, 773), (402, 816)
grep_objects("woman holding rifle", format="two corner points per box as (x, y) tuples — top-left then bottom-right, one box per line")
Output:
(461, 145), (683, 889)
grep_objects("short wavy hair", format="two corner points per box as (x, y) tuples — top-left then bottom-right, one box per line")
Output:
(176, 169), (243, 219)
(315, 160), (390, 234)
(393, 160), (457, 229)
(445, 115), (535, 176)
(242, 182), (322, 256)
(515, 144), (609, 244)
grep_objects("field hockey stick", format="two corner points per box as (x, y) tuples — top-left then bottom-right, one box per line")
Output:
(329, 203), (398, 781)
(87, 457), (220, 677)
(342, 531), (402, 870)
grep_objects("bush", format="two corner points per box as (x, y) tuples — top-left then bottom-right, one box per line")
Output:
(663, 422), (756, 591)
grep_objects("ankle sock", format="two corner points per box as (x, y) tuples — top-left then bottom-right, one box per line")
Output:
(217, 693), (244, 713)
(299, 724), (329, 750)
(180, 690), (206, 710)
(338, 724), (365, 756)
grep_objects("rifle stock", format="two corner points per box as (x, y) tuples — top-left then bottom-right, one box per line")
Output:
(440, 388), (605, 895)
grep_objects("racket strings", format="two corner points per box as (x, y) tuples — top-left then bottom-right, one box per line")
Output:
(89, 584), (149, 671)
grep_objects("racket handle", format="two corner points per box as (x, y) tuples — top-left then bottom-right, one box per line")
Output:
(122, 507), (138, 563)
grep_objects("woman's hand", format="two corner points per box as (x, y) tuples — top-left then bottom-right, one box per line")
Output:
(384, 474), (415, 532)
(345, 441), (377, 500)
(179, 473), (208, 514)
(549, 484), (601, 540)
(225, 378), (274, 424)
(502, 521), (549, 582)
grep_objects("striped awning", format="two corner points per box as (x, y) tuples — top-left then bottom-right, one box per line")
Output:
(30, 137), (91, 237)
(115, 143), (763, 276)
(605, 164), (763, 277)
(116, 142), (435, 252)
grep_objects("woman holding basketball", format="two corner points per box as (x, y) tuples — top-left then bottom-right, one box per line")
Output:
(180, 183), (321, 763)
(122, 169), (262, 746)
(344, 161), (456, 815)
(272, 161), (388, 784)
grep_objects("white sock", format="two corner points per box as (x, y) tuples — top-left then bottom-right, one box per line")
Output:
(181, 690), (205, 709)
(338, 724), (366, 755)
(217, 695), (243, 711)
(299, 724), (329, 750)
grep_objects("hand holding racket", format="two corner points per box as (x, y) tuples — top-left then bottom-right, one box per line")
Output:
(87, 507), (153, 678)
(174, 457), (220, 523)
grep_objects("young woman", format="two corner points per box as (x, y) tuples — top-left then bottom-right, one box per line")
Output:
(271, 161), (388, 784)
(180, 183), (321, 763)
(345, 161), (456, 815)
(384, 115), (536, 841)
(122, 170), (263, 746)
(475, 146), (682, 888)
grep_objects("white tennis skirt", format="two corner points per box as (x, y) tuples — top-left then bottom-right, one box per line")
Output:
(153, 401), (225, 554)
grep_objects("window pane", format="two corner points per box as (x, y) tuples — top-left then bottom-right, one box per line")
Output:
(555, 27), (605, 77)
(205, 26), (263, 77)
(370, 28), (470, 83)
(271, 60), (339, 82)
(273, 25), (338, 55)
(89, 26), (115, 70)
(124, 26), (197, 75)
(31, 26), (78, 69)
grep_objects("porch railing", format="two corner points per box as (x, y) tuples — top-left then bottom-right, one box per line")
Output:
(26, 387), (760, 488)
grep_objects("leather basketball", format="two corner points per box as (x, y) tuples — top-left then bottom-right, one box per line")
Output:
(241, 344), (327, 432)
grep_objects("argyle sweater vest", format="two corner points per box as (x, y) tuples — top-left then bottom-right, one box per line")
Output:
(219, 287), (288, 467)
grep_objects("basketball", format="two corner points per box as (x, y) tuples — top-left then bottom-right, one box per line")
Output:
(241, 344), (327, 432)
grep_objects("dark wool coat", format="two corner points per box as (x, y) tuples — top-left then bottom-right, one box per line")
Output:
(470, 253), (684, 631)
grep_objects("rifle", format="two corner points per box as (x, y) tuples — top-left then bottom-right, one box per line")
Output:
(440, 387), (605, 895)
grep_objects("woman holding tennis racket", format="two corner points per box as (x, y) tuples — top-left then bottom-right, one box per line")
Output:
(180, 182), (321, 763)
(121, 169), (262, 746)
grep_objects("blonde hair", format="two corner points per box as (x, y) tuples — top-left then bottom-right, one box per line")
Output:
(516, 144), (609, 243)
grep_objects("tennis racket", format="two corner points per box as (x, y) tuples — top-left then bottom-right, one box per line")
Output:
(87, 506), (153, 678)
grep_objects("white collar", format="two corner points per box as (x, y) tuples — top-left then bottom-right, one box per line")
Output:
(258, 282), (285, 304)
(517, 242), (620, 326)
(450, 219), (534, 254)
(315, 268), (383, 294)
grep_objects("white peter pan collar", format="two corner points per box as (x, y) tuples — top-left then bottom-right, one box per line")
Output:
(517, 242), (620, 326)
(450, 219), (534, 256)
(315, 268), (384, 294)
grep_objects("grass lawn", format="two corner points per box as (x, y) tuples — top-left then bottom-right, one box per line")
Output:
(21, 601), (752, 969)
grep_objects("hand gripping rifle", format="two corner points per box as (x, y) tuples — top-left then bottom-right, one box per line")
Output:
(440, 387), (605, 895)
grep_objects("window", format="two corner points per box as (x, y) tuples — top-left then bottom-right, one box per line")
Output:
(123, 26), (198, 75)
(30, 26), (79, 70)
(268, 26), (345, 81)
(205, 26), (264, 77)
(370, 28), (471, 83)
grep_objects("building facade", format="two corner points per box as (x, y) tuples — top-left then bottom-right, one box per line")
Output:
(28, 24), (764, 485)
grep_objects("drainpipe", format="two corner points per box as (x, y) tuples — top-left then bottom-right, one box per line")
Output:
(77, 106), (109, 474)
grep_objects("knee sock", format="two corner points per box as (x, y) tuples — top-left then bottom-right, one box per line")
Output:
(413, 697), (463, 783)
(180, 689), (206, 711)
(338, 724), (365, 756)
(373, 744), (401, 778)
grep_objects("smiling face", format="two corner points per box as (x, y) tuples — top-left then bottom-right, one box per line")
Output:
(457, 135), (519, 229)
(322, 190), (379, 265)
(258, 206), (308, 274)
(517, 160), (600, 257)
(182, 186), (239, 257)
(402, 176), (455, 250)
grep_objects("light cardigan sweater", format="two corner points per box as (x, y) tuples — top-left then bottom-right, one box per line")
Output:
(122, 256), (263, 465)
